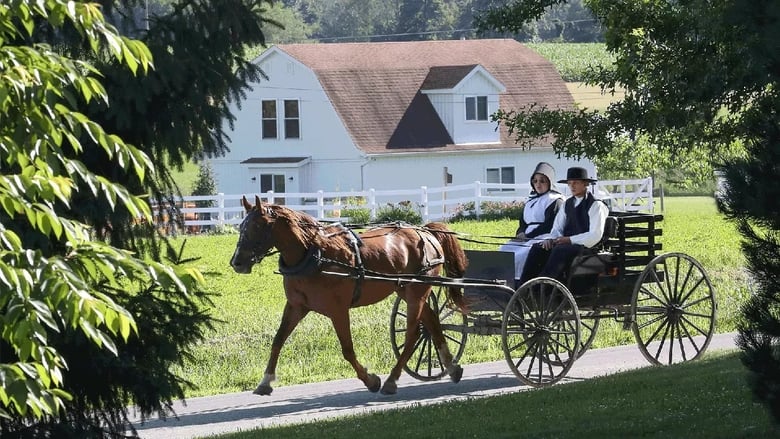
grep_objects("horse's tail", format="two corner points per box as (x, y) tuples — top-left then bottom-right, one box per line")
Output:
(424, 222), (469, 314)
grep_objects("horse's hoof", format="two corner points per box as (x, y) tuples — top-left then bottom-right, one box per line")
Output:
(366, 373), (381, 393)
(380, 380), (397, 395)
(449, 365), (463, 383)
(253, 384), (273, 396)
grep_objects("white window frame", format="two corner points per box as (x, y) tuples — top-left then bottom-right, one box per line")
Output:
(261, 99), (301, 140)
(486, 166), (515, 192)
(465, 95), (488, 121)
(283, 99), (300, 139)
(261, 99), (277, 139)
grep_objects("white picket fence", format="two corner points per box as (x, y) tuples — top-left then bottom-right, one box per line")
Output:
(162, 178), (654, 232)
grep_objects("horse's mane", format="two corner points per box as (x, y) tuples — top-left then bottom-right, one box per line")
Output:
(268, 204), (353, 254)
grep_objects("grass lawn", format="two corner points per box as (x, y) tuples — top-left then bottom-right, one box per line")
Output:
(210, 350), (776, 439)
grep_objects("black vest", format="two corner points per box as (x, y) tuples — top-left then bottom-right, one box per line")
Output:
(563, 192), (596, 236)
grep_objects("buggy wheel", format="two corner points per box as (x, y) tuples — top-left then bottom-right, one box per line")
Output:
(390, 286), (468, 381)
(502, 277), (580, 387)
(631, 253), (717, 365)
(577, 310), (600, 359)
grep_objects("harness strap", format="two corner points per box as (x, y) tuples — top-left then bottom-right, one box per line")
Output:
(347, 228), (365, 305)
(277, 246), (322, 276)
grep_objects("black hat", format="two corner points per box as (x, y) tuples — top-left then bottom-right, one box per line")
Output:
(558, 167), (597, 183)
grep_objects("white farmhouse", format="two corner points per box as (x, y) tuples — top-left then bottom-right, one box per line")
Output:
(212, 39), (595, 198)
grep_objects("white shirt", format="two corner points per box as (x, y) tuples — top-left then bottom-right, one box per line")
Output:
(549, 195), (609, 248)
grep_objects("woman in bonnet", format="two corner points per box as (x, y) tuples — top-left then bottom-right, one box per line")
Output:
(498, 162), (565, 286)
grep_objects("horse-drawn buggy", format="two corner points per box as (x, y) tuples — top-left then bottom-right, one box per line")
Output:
(231, 197), (717, 395)
(388, 211), (717, 387)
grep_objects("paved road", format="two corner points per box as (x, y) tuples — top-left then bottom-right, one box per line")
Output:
(129, 332), (738, 439)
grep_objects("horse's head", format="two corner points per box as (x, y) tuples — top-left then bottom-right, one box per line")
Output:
(230, 195), (276, 274)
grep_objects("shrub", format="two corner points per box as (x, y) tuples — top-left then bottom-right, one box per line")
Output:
(451, 200), (524, 222)
(341, 196), (371, 225)
(375, 201), (422, 224)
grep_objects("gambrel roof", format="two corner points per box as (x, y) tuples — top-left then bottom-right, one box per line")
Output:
(270, 39), (574, 154)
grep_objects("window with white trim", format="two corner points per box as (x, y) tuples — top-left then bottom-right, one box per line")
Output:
(260, 174), (286, 193)
(261, 99), (301, 139)
(465, 95), (488, 121)
(486, 166), (515, 192)
(283, 99), (300, 139)
(261, 100), (277, 139)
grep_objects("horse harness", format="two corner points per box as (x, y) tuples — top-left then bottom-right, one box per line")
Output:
(277, 222), (445, 306)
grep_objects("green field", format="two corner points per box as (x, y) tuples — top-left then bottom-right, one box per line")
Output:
(170, 196), (746, 399)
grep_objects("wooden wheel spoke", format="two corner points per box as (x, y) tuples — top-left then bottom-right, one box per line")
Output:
(411, 335), (432, 372)
(542, 343), (557, 379)
(675, 261), (696, 302)
(678, 277), (707, 306)
(666, 322), (676, 364)
(548, 333), (574, 353)
(679, 314), (710, 339)
(443, 331), (463, 346)
(636, 310), (667, 330)
(639, 285), (669, 307)
(663, 259), (675, 303)
(521, 339), (541, 376)
(675, 321), (700, 360)
(650, 320), (672, 360)
(507, 334), (532, 353)
(641, 315), (669, 349)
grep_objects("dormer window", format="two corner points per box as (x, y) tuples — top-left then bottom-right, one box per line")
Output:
(465, 96), (488, 121)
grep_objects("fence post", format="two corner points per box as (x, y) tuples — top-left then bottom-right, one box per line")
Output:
(266, 190), (275, 204)
(217, 193), (225, 226)
(317, 190), (324, 219)
(474, 181), (482, 219)
(648, 177), (656, 213)
(620, 182), (626, 211)
(420, 186), (429, 223)
(368, 188), (377, 221)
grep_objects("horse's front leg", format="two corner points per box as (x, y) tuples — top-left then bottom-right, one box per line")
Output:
(330, 311), (381, 393)
(255, 301), (309, 396)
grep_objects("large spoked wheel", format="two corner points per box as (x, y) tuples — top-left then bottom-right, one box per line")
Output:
(390, 286), (468, 381)
(631, 252), (717, 365)
(502, 277), (581, 387)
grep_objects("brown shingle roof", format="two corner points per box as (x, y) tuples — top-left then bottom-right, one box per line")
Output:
(275, 39), (573, 154)
(421, 65), (479, 90)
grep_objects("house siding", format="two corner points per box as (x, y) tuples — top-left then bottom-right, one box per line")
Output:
(213, 50), (364, 196)
(363, 150), (594, 196)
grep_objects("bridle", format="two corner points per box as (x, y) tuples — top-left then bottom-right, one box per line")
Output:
(237, 208), (278, 264)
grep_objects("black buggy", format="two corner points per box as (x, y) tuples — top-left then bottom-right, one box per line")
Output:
(388, 212), (717, 386)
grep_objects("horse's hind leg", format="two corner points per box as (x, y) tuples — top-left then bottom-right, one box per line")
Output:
(330, 311), (382, 393)
(418, 300), (463, 382)
(255, 302), (309, 396)
(382, 291), (461, 395)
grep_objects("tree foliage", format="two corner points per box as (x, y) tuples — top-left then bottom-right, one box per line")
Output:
(2, 0), (278, 436)
(477, 0), (780, 422)
(273, 0), (602, 43)
(0, 0), (200, 423)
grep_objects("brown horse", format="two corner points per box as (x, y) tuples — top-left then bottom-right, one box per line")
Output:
(230, 196), (469, 395)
